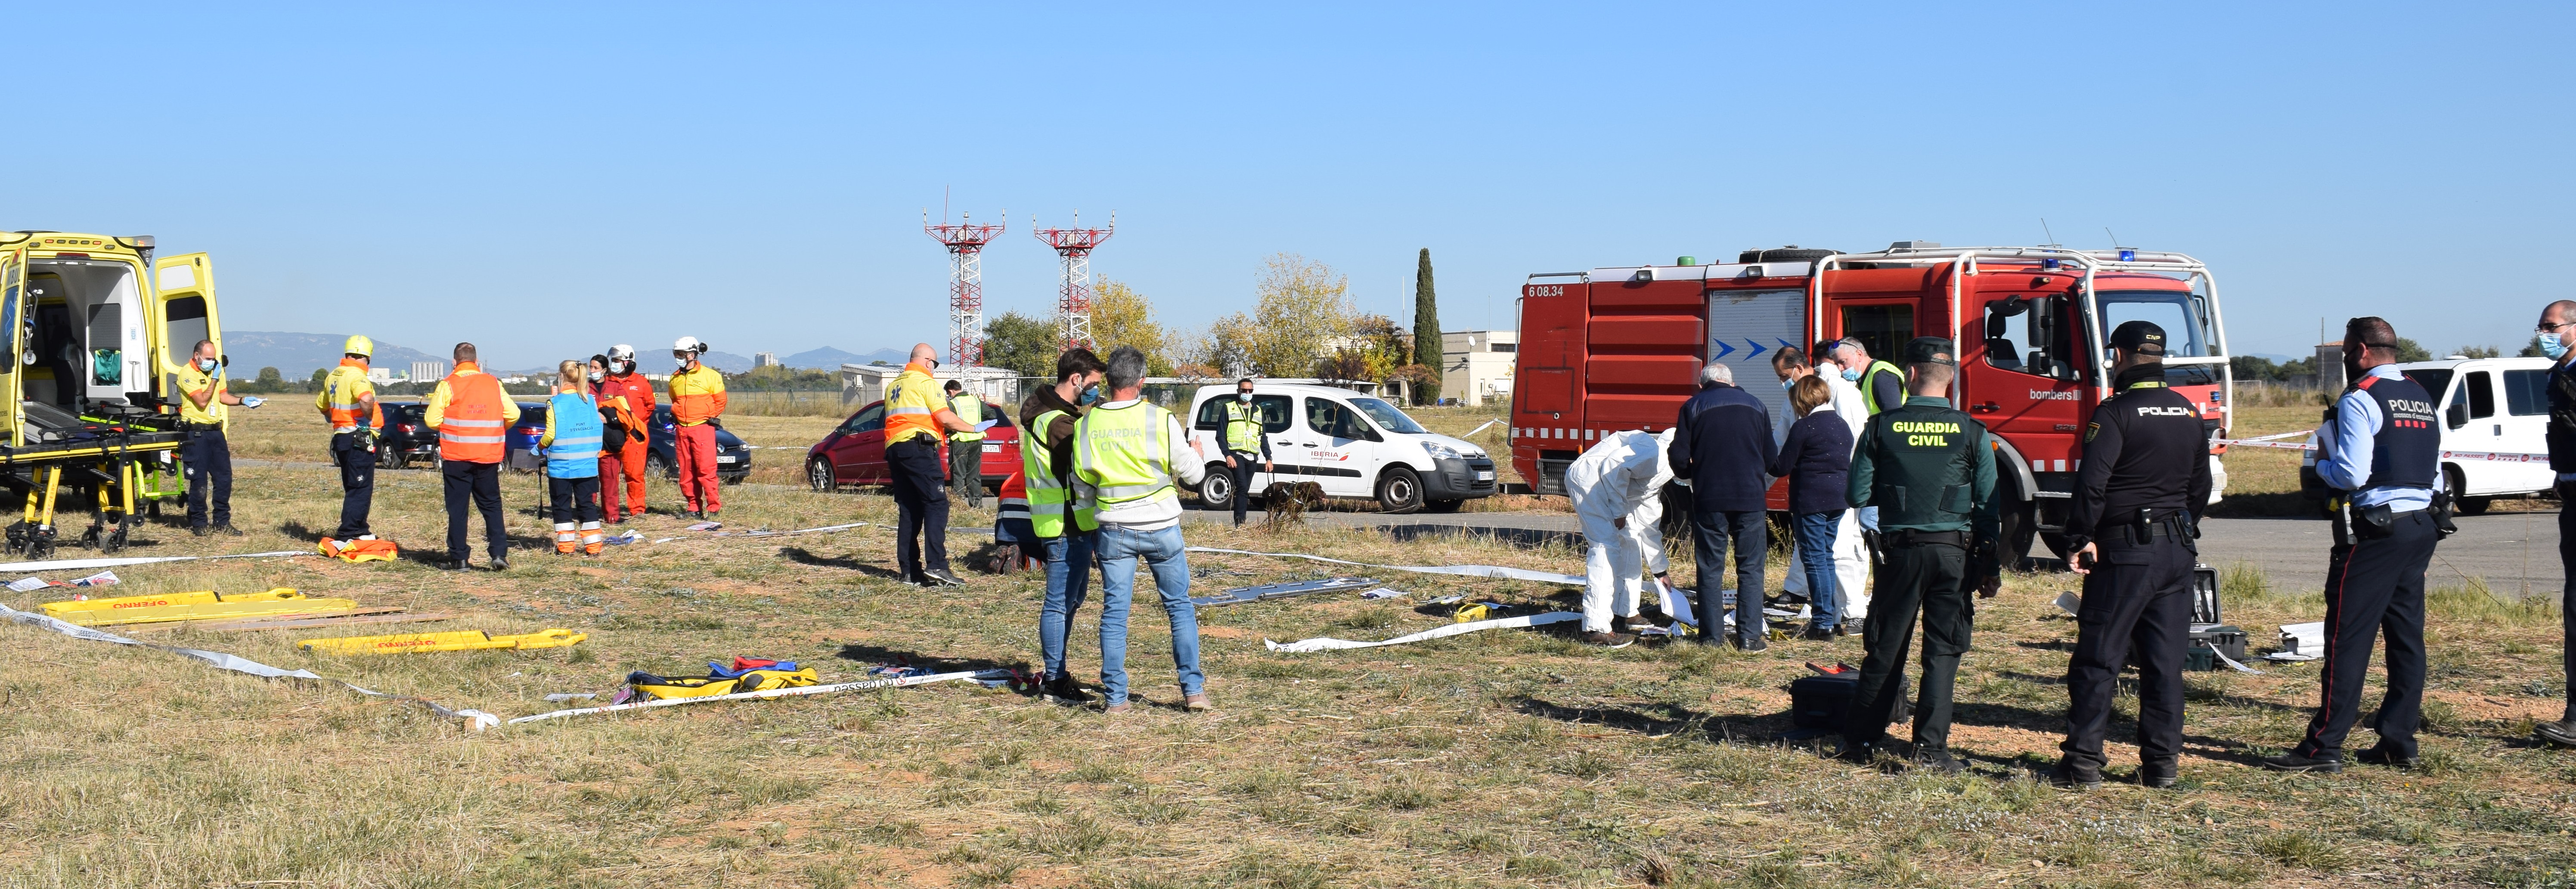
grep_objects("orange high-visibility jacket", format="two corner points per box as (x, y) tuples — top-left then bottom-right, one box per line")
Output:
(426, 362), (519, 463)
(668, 363), (727, 426)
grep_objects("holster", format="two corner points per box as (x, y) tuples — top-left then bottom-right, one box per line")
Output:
(2430, 491), (2459, 540)
(2338, 500), (2396, 542)
(1861, 528), (1885, 566)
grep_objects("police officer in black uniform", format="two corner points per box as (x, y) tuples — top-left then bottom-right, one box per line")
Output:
(1839, 337), (2001, 773)
(2265, 316), (2445, 773)
(2051, 321), (2213, 789)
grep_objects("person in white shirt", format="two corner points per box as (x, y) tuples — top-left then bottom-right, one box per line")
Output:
(1775, 346), (1872, 629)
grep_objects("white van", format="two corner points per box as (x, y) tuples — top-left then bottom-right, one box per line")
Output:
(2352, 357), (2556, 513)
(1183, 381), (1498, 514)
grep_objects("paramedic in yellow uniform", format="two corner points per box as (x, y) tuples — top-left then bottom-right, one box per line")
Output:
(170, 339), (260, 536)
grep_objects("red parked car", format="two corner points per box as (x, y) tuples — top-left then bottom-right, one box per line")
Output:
(806, 399), (1021, 493)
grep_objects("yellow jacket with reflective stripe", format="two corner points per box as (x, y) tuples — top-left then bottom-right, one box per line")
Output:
(1021, 407), (1097, 536)
(313, 360), (381, 431)
(884, 362), (945, 445)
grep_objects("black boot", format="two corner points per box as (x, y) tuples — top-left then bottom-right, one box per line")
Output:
(2260, 751), (2344, 773)
(1042, 675), (1092, 703)
(2049, 759), (2103, 789)
(2138, 758), (2179, 789)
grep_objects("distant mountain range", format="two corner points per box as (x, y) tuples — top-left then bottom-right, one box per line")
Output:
(223, 332), (448, 379)
(225, 332), (909, 379)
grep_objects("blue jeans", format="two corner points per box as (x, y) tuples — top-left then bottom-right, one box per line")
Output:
(1793, 510), (1844, 630)
(1690, 509), (1768, 646)
(1096, 524), (1206, 705)
(1037, 530), (1097, 682)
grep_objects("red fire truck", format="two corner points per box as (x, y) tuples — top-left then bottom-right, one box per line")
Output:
(1508, 242), (2232, 562)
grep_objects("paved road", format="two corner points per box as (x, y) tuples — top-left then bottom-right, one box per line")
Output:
(1182, 507), (2567, 601)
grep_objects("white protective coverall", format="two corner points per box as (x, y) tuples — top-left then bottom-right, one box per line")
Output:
(1777, 366), (1872, 620)
(1565, 429), (1676, 634)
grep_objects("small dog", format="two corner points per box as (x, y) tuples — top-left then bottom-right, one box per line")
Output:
(1262, 481), (1328, 530)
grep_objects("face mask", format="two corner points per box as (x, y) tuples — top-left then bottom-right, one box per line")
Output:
(1078, 384), (1101, 406)
(197, 358), (218, 373)
(1780, 377), (1796, 390)
(676, 358), (691, 371)
(587, 370), (604, 383)
(1237, 392), (1253, 403)
(1840, 368), (1861, 382)
(2545, 332), (2571, 360)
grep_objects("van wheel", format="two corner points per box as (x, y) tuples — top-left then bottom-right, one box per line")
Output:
(1424, 498), (1463, 514)
(1198, 464), (1235, 511)
(1377, 467), (1424, 514)
(2443, 465), (2489, 515)
(808, 458), (837, 493)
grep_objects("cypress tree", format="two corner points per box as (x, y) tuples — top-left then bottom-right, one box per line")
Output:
(1412, 248), (1441, 403)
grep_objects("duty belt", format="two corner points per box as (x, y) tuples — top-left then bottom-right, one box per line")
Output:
(1881, 529), (1967, 548)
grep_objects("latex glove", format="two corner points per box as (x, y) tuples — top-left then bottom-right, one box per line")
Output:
(241, 396), (265, 408)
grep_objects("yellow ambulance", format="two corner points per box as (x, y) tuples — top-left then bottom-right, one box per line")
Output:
(0, 230), (224, 555)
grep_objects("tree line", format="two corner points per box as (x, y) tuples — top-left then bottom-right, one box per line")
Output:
(979, 251), (1449, 403)
(2224, 336), (2537, 384)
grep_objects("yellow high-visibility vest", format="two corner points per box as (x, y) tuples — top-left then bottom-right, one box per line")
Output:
(1074, 401), (1178, 511)
(1021, 408), (1097, 537)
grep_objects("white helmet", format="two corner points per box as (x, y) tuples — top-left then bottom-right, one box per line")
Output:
(673, 336), (707, 353)
(608, 344), (635, 362)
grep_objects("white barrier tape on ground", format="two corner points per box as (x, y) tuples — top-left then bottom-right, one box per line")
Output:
(505, 668), (1013, 725)
(1265, 612), (1582, 653)
(2209, 646), (2265, 675)
(0, 550), (308, 573)
(1184, 547), (1584, 585)
(2216, 438), (2550, 464)
(651, 522), (872, 545)
(0, 603), (493, 730)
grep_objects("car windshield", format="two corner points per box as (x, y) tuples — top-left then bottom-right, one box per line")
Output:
(1348, 397), (1425, 434)
(2402, 368), (2453, 402)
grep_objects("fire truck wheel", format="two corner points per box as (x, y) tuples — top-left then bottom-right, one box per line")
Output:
(1996, 498), (2037, 570)
(1376, 467), (1425, 514)
(2039, 532), (2073, 562)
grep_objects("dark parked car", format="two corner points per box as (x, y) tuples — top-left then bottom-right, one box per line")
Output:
(645, 405), (751, 484)
(805, 399), (1016, 492)
(505, 403), (747, 483)
(377, 403), (440, 469)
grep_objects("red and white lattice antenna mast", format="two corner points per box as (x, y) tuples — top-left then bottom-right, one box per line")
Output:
(924, 209), (1005, 366)
(1032, 211), (1115, 349)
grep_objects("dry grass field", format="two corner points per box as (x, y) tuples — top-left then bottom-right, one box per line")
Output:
(0, 405), (2571, 889)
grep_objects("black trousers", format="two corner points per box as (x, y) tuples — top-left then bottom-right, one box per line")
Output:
(1844, 541), (1972, 752)
(950, 440), (983, 508)
(2061, 534), (2195, 770)
(1689, 508), (1767, 646)
(182, 427), (232, 529)
(2297, 508), (2437, 759)
(442, 459), (507, 562)
(1227, 451), (1262, 525)
(547, 476), (602, 525)
(889, 437), (950, 576)
(331, 431), (375, 539)
(2557, 489), (2576, 721)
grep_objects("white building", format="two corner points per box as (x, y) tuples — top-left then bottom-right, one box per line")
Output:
(411, 361), (448, 382)
(840, 362), (1021, 407)
(753, 352), (780, 369)
(1441, 330), (1517, 406)
(366, 367), (397, 384)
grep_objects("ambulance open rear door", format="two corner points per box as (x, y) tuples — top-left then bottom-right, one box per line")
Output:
(151, 253), (222, 418)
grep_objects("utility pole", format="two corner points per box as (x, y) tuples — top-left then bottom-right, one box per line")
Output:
(1033, 212), (1115, 350)
(924, 209), (1004, 367)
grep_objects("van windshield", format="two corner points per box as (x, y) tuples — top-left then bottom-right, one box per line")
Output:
(1349, 397), (1426, 434)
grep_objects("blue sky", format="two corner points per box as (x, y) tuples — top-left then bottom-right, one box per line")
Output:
(12, 2), (2569, 369)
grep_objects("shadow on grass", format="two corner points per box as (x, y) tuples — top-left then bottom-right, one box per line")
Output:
(831, 642), (1028, 677)
(781, 546), (905, 579)
(1515, 696), (1717, 740)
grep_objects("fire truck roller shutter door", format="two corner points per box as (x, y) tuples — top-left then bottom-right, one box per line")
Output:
(1701, 287), (1807, 433)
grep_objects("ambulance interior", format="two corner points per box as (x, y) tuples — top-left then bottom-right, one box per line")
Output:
(16, 259), (149, 426)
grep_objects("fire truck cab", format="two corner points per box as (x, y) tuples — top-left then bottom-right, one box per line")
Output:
(1510, 242), (2231, 562)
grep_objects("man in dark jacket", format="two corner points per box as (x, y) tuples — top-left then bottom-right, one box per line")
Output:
(1019, 347), (1106, 703)
(2533, 300), (2576, 749)
(1669, 361), (1778, 650)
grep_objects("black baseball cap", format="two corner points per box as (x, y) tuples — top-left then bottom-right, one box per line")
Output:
(1903, 337), (1956, 366)
(2110, 320), (2167, 355)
